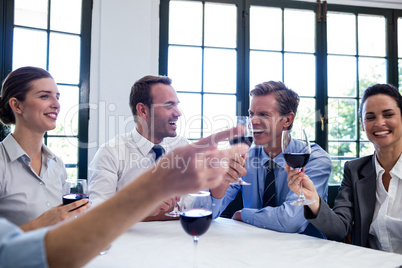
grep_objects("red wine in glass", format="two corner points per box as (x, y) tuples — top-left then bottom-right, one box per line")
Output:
(63, 193), (90, 205)
(282, 128), (315, 206)
(180, 209), (212, 237)
(283, 153), (310, 169)
(229, 136), (253, 147)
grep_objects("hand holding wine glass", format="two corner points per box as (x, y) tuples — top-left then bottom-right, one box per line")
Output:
(228, 116), (253, 185)
(282, 128), (315, 206)
(62, 179), (89, 205)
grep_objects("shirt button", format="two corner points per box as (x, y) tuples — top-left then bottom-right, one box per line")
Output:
(46, 202), (50, 207)
(212, 203), (216, 206)
(39, 182), (44, 185)
(247, 220), (250, 223)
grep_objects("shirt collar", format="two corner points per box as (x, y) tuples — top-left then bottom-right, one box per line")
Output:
(2, 134), (56, 163)
(390, 153), (402, 181)
(258, 138), (301, 169)
(131, 126), (166, 156)
(374, 153), (402, 182)
(257, 146), (286, 169)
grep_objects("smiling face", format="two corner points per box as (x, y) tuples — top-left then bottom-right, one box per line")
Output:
(249, 94), (294, 157)
(361, 94), (402, 151)
(11, 78), (60, 135)
(142, 83), (182, 143)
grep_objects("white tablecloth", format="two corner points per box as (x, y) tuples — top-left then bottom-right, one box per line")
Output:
(85, 217), (402, 268)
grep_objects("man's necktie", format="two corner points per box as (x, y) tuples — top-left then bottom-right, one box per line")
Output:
(152, 144), (164, 161)
(262, 159), (276, 207)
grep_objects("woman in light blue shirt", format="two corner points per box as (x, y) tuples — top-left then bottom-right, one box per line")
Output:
(0, 66), (90, 231)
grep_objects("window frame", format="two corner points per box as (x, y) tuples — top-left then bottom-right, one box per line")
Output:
(0, 0), (92, 179)
(159, 0), (402, 186)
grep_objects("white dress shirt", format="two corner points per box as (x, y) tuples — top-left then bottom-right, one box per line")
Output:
(0, 134), (67, 226)
(369, 154), (402, 253)
(88, 127), (188, 206)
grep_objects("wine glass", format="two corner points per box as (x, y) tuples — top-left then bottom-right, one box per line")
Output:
(228, 116), (253, 185)
(165, 200), (180, 217)
(62, 179), (89, 205)
(180, 191), (212, 267)
(282, 128), (315, 206)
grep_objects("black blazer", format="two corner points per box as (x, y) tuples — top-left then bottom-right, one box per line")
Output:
(305, 155), (376, 248)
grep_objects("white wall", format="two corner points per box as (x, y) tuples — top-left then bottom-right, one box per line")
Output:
(88, 0), (160, 163)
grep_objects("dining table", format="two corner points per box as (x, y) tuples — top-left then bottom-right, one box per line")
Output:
(85, 217), (402, 268)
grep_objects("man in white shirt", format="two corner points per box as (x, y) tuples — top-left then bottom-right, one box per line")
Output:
(89, 75), (188, 221)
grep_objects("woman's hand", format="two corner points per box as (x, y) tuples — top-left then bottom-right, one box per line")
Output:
(20, 199), (91, 231)
(285, 164), (320, 215)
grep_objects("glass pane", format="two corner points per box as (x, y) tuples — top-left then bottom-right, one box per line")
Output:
(329, 142), (357, 158)
(284, 9), (315, 53)
(328, 55), (356, 97)
(48, 85), (79, 136)
(250, 6), (282, 50)
(204, 48), (236, 94)
(169, 1), (202, 46)
(399, 59), (402, 92)
(204, 3), (236, 48)
(250, 51), (282, 90)
(328, 99), (357, 140)
(358, 57), (386, 96)
(293, 98), (316, 141)
(176, 93), (202, 140)
(284, 53), (315, 96)
(399, 18), (402, 58)
(47, 137), (78, 164)
(360, 141), (375, 157)
(66, 168), (78, 180)
(49, 33), (81, 84)
(358, 14), (386, 57)
(203, 94), (236, 137)
(50, 0), (82, 34)
(14, 0), (48, 29)
(329, 159), (347, 184)
(327, 12), (356, 55)
(168, 46), (202, 92)
(13, 28), (47, 70)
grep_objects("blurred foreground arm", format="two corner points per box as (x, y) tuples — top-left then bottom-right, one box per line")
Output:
(44, 126), (248, 268)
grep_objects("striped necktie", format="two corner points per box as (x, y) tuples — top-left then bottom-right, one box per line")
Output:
(262, 159), (276, 207)
(152, 144), (164, 161)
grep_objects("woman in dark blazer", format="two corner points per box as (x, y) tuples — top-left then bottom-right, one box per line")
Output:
(286, 83), (402, 254)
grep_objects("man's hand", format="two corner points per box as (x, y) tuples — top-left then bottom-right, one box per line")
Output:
(224, 153), (247, 184)
(147, 197), (176, 217)
(232, 210), (242, 221)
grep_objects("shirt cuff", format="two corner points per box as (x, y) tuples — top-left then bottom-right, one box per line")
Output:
(240, 208), (255, 225)
(211, 196), (224, 218)
(2, 226), (50, 268)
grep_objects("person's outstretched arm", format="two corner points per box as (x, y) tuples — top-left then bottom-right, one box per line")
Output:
(45, 126), (249, 268)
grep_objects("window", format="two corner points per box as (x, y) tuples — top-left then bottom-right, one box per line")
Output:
(0, 0), (91, 179)
(160, 0), (402, 185)
(162, 1), (238, 140)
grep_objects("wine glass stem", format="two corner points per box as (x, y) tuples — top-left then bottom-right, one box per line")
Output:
(193, 236), (199, 268)
(298, 180), (306, 200)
